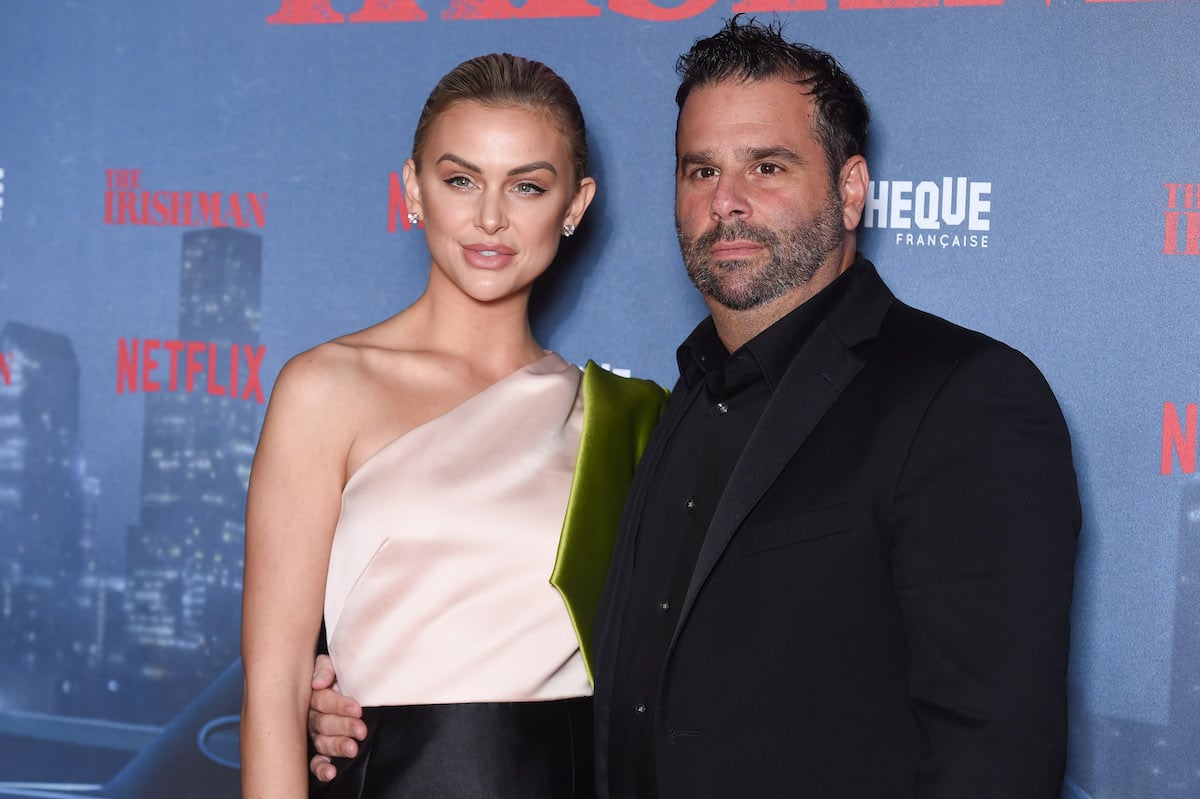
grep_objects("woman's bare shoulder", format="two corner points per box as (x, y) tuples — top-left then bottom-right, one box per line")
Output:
(271, 325), (451, 436)
(276, 316), (428, 391)
(270, 340), (368, 409)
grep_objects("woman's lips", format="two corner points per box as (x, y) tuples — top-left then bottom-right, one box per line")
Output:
(462, 243), (516, 269)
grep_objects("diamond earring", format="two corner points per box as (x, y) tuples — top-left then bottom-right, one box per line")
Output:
(407, 212), (420, 226)
(562, 224), (576, 238)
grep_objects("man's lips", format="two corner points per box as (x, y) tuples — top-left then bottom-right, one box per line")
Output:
(462, 243), (516, 269)
(710, 241), (764, 259)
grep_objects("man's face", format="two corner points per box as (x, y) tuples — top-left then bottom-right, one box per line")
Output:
(674, 77), (852, 312)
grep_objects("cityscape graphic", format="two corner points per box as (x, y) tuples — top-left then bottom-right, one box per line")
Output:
(0, 229), (259, 794)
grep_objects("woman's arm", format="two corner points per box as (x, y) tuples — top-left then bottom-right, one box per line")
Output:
(241, 352), (351, 799)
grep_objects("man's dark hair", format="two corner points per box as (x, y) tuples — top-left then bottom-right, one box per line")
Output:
(675, 16), (870, 180)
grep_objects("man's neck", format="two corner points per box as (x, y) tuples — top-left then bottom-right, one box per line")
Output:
(708, 251), (855, 353)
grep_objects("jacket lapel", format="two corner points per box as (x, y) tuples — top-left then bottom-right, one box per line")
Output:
(670, 321), (862, 637)
(670, 261), (896, 649)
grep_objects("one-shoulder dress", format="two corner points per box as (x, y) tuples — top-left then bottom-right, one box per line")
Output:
(316, 353), (665, 798)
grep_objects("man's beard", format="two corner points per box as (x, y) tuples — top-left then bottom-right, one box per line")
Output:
(677, 191), (844, 312)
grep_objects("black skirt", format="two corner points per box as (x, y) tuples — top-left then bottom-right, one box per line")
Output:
(311, 696), (595, 798)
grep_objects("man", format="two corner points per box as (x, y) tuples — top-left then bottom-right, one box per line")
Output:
(308, 18), (1080, 797)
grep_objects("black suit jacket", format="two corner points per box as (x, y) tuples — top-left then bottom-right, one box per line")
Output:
(593, 260), (1081, 798)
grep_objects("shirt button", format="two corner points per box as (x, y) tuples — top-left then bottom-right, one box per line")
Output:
(659, 600), (671, 612)
(716, 401), (729, 414)
(685, 498), (696, 510)
(634, 703), (647, 715)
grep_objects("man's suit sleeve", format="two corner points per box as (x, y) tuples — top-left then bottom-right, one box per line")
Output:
(888, 342), (1081, 798)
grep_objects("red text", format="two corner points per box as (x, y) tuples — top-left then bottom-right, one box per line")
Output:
(1163, 402), (1197, 474)
(104, 169), (266, 229)
(0, 353), (11, 386)
(267, 0), (1013, 24)
(1163, 182), (1200, 256)
(117, 338), (266, 403)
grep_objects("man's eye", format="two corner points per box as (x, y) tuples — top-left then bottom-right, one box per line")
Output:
(692, 167), (717, 180)
(756, 163), (779, 175)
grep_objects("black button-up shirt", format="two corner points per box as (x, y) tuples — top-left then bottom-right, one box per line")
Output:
(606, 259), (860, 798)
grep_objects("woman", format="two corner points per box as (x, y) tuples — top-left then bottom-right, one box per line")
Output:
(239, 54), (665, 798)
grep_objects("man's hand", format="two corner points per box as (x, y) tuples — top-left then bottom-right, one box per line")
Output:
(307, 654), (367, 782)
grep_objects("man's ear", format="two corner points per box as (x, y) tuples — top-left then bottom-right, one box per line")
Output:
(838, 155), (869, 231)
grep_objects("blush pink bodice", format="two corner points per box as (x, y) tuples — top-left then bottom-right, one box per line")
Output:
(324, 353), (590, 706)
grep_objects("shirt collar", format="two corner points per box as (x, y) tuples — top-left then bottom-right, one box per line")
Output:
(677, 254), (865, 396)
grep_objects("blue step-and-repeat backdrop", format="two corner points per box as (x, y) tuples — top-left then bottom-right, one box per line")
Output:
(1, 1), (1198, 796)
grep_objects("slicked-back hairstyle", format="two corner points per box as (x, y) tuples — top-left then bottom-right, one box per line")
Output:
(412, 53), (589, 187)
(675, 16), (870, 181)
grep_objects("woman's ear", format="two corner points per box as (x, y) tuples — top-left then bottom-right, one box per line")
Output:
(564, 176), (597, 230)
(402, 158), (423, 222)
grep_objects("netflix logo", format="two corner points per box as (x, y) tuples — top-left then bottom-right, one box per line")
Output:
(117, 338), (266, 403)
(105, 169), (266, 229)
(0, 352), (12, 386)
(1163, 183), (1200, 256)
(1163, 402), (1199, 474)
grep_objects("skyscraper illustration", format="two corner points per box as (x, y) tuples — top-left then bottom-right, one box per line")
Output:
(124, 229), (262, 717)
(1070, 480), (1200, 798)
(0, 322), (87, 711)
(1165, 479), (1200, 791)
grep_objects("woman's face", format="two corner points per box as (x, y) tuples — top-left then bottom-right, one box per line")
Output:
(404, 101), (594, 306)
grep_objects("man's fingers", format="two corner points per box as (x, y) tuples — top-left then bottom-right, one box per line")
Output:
(311, 654), (336, 690)
(308, 702), (367, 740)
(308, 687), (362, 719)
(309, 754), (338, 783)
(308, 707), (365, 737)
(311, 733), (360, 760)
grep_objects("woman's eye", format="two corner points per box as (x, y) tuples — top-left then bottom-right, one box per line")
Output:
(446, 175), (474, 189)
(513, 182), (547, 195)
